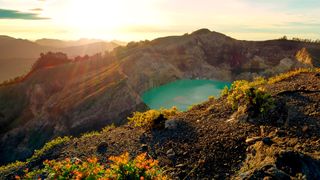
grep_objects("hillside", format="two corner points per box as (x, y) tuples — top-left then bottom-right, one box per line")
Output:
(0, 29), (320, 165)
(1, 69), (319, 179)
(0, 36), (120, 82)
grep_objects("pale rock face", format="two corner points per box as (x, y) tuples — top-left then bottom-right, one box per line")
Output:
(27, 84), (47, 116)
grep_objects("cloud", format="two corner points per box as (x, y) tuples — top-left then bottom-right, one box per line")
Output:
(30, 8), (43, 12)
(0, 9), (49, 20)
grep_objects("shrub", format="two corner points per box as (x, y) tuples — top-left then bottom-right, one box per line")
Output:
(31, 52), (71, 72)
(128, 107), (179, 128)
(208, 96), (215, 100)
(244, 87), (274, 115)
(101, 123), (116, 133)
(227, 80), (274, 117)
(20, 153), (166, 180)
(220, 86), (229, 97)
(295, 48), (313, 65)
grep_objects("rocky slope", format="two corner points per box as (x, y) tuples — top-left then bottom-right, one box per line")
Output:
(1, 70), (319, 179)
(0, 29), (320, 165)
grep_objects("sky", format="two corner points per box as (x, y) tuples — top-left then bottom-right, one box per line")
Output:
(0, 0), (320, 41)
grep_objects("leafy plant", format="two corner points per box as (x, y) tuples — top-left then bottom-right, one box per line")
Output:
(220, 86), (229, 97)
(101, 123), (116, 133)
(19, 153), (166, 180)
(227, 80), (274, 117)
(244, 87), (274, 115)
(128, 107), (179, 128)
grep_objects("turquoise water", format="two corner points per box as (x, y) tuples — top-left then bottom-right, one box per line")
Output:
(142, 79), (231, 111)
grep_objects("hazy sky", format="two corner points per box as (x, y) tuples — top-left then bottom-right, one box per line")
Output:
(0, 0), (319, 41)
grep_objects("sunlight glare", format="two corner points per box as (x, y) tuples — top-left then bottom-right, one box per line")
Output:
(59, 0), (165, 39)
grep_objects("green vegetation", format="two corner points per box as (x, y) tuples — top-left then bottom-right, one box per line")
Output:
(80, 124), (116, 138)
(220, 86), (229, 97)
(0, 123), (119, 177)
(0, 75), (26, 86)
(31, 52), (71, 72)
(296, 48), (313, 65)
(0, 136), (71, 177)
(279, 35), (320, 44)
(0, 161), (26, 176)
(222, 68), (320, 117)
(101, 123), (116, 133)
(226, 80), (274, 115)
(268, 68), (320, 84)
(208, 96), (215, 101)
(80, 131), (100, 138)
(27, 136), (71, 162)
(128, 107), (179, 128)
(19, 153), (166, 180)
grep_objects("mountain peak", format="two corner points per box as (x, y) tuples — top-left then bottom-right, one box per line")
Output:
(191, 28), (211, 35)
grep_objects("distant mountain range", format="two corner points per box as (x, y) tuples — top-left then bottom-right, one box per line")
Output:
(0, 29), (319, 164)
(0, 36), (122, 82)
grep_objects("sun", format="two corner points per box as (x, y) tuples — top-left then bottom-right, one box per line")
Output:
(64, 0), (123, 31)
(55, 0), (165, 39)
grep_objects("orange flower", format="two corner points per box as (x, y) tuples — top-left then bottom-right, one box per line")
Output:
(65, 163), (71, 169)
(140, 176), (145, 180)
(88, 157), (98, 163)
(14, 175), (21, 180)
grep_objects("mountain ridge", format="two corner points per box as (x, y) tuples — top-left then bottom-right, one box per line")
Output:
(0, 36), (121, 82)
(0, 29), (319, 165)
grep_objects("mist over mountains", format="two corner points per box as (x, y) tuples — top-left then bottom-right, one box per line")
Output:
(0, 36), (121, 82)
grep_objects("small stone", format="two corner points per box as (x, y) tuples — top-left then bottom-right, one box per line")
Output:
(141, 144), (148, 152)
(166, 148), (175, 158)
(175, 164), (184, 167)
(152, 114), (166, 130)
(262, 137), (273, 146)
(96, 141), (108, 154)
(198, 159), (205, 166)
(165, 119), (178, 129)
(302, 125), (308, 133)
(276, 129), (287, 137)
(245, 137), (262, 145)
(260, 126), (265, 136)
(263, 176), (273, 180)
